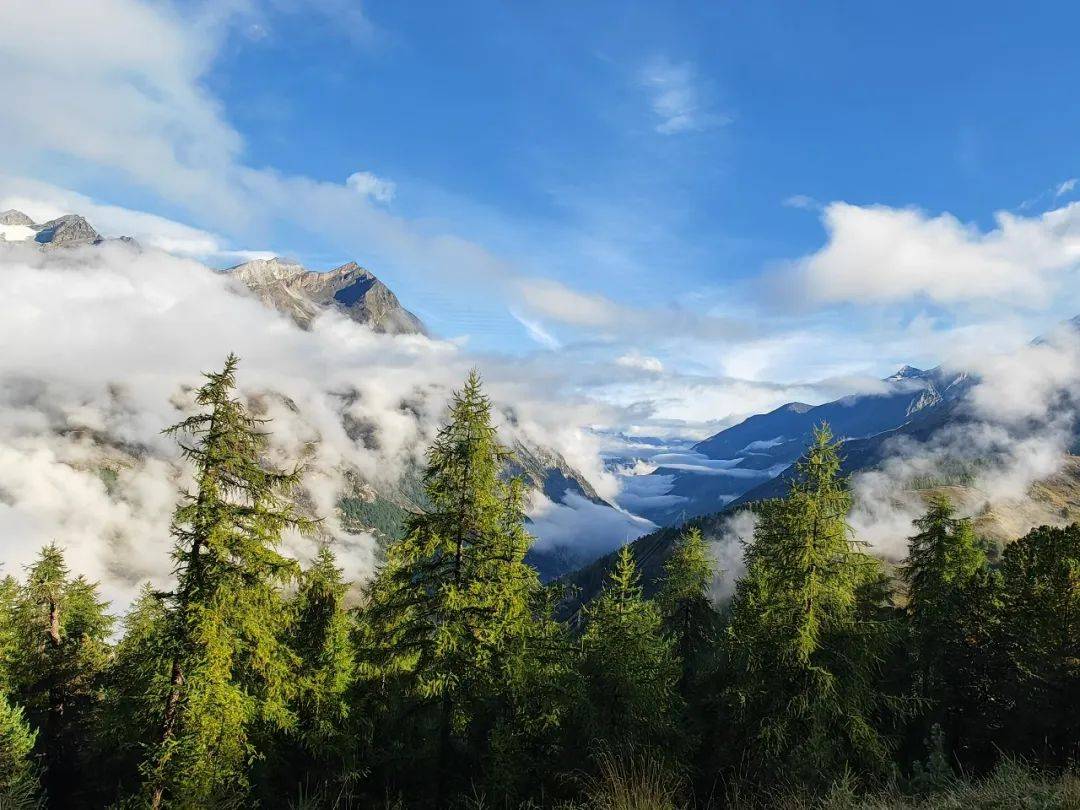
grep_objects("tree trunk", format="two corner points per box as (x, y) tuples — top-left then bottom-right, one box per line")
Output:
(149, 658), (185, 810)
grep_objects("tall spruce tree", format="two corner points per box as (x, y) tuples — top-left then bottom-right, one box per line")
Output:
(141, 355), (313, 809)
(901, 495), (995, 762)
(993, 523), (1080, 764)
(361, 371), (544, 804)
(9, 544), (112, 805)
(724, 425), (900, 786)
(578, 545), (680, 758)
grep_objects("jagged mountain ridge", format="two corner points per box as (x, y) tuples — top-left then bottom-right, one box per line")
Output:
(0, 209), (117, 248)
(635, 365), (971, 526)
(227, 256), (426, 335)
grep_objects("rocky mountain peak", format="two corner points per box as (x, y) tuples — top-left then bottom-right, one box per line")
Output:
(230, 257), (307, 285)
(35, 214), (101, 246)
(886, 364), (927, 382)
(0, 209), (34, 227)
(228, 256), (425, 335)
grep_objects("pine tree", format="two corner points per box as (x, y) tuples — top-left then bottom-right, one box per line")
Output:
(724, 425), (900, 786)
(361, 371), (545, 803)
(9, 544), (112, 805)
(141, 355), (313, 809)
(993, 523), (1080, 764)
(657, 527), (717, 691)
(901, 495), (994, 762)
(0, 694), (41, 808)
(578, 545), (680, 758)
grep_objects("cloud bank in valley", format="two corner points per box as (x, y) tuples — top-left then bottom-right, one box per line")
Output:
(0, 240), (649, 609)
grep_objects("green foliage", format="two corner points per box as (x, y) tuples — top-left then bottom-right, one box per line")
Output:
(0, 694), (41, 808)
(993, 524), (1080, 764)
(901, 496), (997, 766)
(360, 371), (551, 803)
(6, 366), (1080, 809)
(578, 545), (680, 758)
(724, 425), (902, 786)
(93, 584), (172, 801)
(257, 546), (359, 801)
(7, 544), (112, 806)
(140, 354), (314, 808)
(339, 494), (410, 542)
(657, 527), (717, 689)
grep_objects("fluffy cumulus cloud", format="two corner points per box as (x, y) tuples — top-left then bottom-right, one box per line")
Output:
(346, 171), (396, 204)
(796, 201), (1080, 306)
(0, 241), (636, 609)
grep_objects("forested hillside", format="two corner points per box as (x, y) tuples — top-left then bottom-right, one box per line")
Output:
(1, 358), (1077, 809)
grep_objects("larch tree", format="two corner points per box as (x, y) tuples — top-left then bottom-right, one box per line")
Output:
(993, 523), (1080, 764)
(361, 371), (544, 803)
(9, 544), (112, 805)
(578, 544), (680, 759)
(262, 546), (356, 798)
(657, 526), (717, 693)
(901, 494), (995, 761)
(0, 694), (40, 808)
(141, 354), (313, 809)
(724, 425), (900, 786)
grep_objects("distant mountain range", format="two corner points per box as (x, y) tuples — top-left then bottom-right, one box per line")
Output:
(0, 210), (130, 248)
(634, 365), (972, 526)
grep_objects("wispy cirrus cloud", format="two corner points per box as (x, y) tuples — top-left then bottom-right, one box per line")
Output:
(639, 56), (729, 135)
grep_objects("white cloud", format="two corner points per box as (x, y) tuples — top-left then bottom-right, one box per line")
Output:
(796, 201), (1080, 306)
(0, 241), (632, 609)
(639, 56), (728, 135)
(782, 194), (818, 210)
(1056, 178), (1077, 198)
(346, 170), (396, 203)
(517, 278), (624, 327)
(0, 176), (270, 262)
(616, 351), (663, 373)
(510, 310), (561, 349)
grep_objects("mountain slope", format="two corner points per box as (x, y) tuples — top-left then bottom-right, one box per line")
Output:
(635, 365), (971, 526)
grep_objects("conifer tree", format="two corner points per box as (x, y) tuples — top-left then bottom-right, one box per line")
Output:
(361, 371), (545, 803)
(259, 546), (356, 799)
(993, 523), (1080, 764)
(9, 544), (112, 805)
(724, 425), (899, 785)
(141, 355), (313, 809)
(0, 574), (17, 691)
(901, 495), (994, 760)
(0, 694), (41, 808)
(578, 545), (680, 758)
(93, 584), (171, 801)
(657, 526), (717, 691)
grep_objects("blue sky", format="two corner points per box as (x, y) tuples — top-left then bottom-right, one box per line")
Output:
(5, 0), (1080, 434)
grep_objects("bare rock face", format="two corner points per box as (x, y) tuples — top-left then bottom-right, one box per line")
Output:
(0, 209), (34, 227)
(34, 215), (101, 247)
(228, 257), (425, 335)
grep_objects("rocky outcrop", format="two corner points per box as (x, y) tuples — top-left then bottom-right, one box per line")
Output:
(228, 257), (425, 335)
